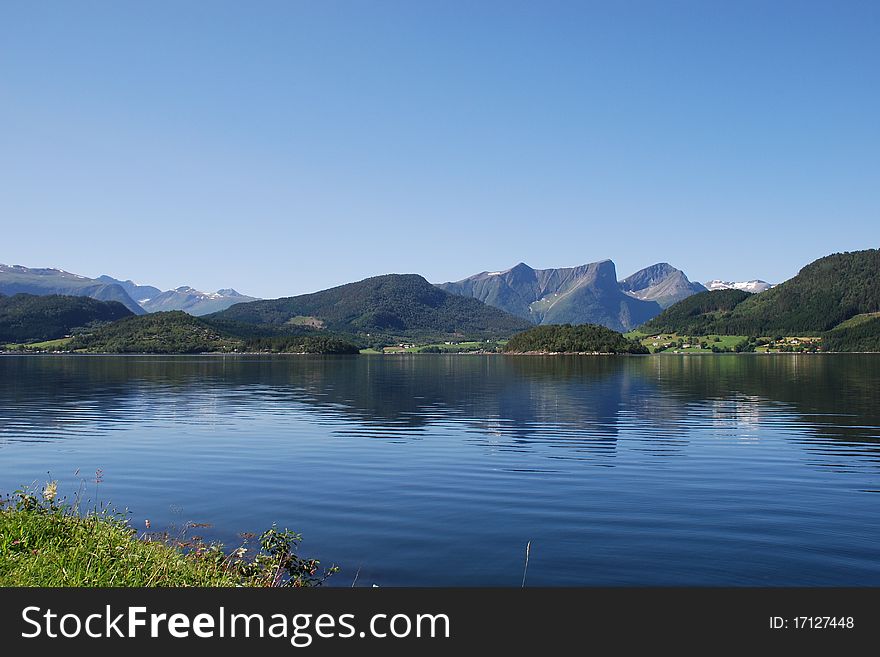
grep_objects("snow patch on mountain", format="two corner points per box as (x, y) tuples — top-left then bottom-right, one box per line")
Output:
(705, 280), (773, 293)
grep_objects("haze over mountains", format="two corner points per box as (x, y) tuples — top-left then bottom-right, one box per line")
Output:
(95, 276), (162, 304)
(0, 265), (256, 316)
(437, 260), (706, 331)
(98, 275), (257, 315)
(0, 264), (146, 315)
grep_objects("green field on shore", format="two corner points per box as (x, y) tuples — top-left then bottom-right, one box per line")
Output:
(625, 331), (822, 353)
(364, 340), (507, 354)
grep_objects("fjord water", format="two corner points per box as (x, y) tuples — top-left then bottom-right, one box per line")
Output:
(2, 354), (879, 586)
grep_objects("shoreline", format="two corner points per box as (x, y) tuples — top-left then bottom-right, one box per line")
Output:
(3, 350), (879, 357)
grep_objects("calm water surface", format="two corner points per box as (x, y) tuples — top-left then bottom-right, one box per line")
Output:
(1, 354), (879, 586)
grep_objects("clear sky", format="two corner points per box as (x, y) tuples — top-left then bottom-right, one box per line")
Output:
(1, 1), (878, 298)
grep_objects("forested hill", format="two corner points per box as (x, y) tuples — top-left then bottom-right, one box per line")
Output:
(641, 249), (880, 335)
(504, 324), (649, 354)
(210, 274), (532, 340)
(640, 289), (752, 335)
(0, 294), (133, 343)
(721, 249), (880, 334)
(66, 311), (360, 354)
(67, 312), (239, 353)
(822, 314), (880, 352)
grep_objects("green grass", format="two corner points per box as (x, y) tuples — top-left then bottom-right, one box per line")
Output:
(636, 333), (749, 353)
(0, 506), (242, 586)
(3, 337), (73, 351)
(830, 312), (880, 331)
(25, 337), (73, 350)
(404, 340), (503, 353)
(284, 315), (325, 328)
(633, 332), (824, 353)
(361, 340), (507, 354)
(0, 491), (336, 587)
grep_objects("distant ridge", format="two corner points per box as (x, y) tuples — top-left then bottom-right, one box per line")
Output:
(0, 265), (256, 316)
(437, 260), (703, 331)
(621, 263), (707, 308)
(99, 276), (258, 315)
(0, 264), (145, 315)
(96, 275), (162, 303)
(210, 273), (532, 340)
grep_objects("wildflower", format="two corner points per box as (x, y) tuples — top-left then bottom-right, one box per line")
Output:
(42, 481), (58, 502)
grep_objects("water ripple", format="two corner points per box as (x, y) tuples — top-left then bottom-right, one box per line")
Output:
(2, 354), (880, 585)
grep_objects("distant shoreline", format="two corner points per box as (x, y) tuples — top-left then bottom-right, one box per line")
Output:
(0, 351), (358, 357)
(3, 350), (878, 357)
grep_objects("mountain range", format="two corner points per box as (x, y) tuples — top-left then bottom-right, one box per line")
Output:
(0, 265), (256, 316)
(436, 260), (705, 332)
(97, 276), (257, 315)
(0, 259), (763, 330)
(210, 273), (532, 340)
(4, 249), (879, 352)
(0, 264), (146, 315)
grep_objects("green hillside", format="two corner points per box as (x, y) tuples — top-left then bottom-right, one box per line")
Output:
(504, 324), (649, 354)
(0, 293), (133, 343)
(241, 335), (360, 354)
(831, 312), (880, 330)
(211, 274), (532, 341)
(823, 314), (880, 352)
(66, 311), (360, 354)
(640, 289), (751, 335)
(642, 249), (880, 336)
(722, 249), (880, 334)
(67, 311), (240, 353)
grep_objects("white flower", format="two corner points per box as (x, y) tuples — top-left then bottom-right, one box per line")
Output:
(42, 481), (58, 502)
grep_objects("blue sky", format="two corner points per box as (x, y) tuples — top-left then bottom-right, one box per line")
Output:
(1, 1), (877, 298)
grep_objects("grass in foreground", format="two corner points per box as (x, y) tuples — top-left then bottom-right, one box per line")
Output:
(0, 488), (337, 587)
